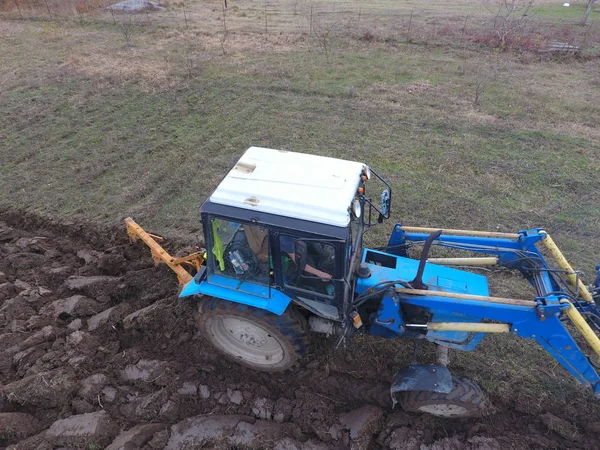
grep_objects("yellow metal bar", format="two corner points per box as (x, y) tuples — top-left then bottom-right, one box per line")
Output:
(395, 288), (536, 307)
(172, 252), (205, 272)
(539, 231), (593, 303)
(562, 301), (600, 358)
(427, 322), (510, 333)
(427, 257), (499, 266)
(125, 217), (194, 286)
(401, 226), (520, 240)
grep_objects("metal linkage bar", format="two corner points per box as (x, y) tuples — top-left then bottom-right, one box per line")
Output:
(390, 224), (600, 394)
(398, 288), (600, 393)
(125, 217), (204, 286)
(395, 288), (537, 307)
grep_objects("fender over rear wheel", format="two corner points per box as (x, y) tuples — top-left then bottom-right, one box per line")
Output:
(399, 378), (488, 418)
(197, 298), (309, 372)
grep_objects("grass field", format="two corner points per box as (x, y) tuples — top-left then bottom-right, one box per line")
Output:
(1, 9), (599, 263)
(1, 0), (600, 420)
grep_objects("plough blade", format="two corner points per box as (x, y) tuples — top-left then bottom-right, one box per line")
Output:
(391, 364), (452, 395)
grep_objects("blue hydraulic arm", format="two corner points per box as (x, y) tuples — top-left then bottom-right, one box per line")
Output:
(395, 291), (600, 395)
(386, 224), (598, 303)
(374, 224), (600, 397)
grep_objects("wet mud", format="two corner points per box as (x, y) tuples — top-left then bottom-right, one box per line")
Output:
(0, 211), (598, 450)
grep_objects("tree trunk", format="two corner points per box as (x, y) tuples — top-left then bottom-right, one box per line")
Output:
(581, 0), (597, 25)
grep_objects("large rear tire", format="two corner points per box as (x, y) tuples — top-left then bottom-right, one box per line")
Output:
(197, 298), (309, 372)
(399, 378), (488, 418)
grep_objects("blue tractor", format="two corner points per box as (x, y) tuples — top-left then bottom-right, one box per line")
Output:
(126, 147), (600, 418)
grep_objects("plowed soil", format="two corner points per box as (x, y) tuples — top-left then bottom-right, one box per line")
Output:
(1, 211), (599, 450)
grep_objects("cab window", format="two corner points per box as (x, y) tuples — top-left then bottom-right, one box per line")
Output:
(279, 235), (336, 298)
(209, 218), (270, 288)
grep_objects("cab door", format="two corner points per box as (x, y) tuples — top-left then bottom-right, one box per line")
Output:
(274, 232), (344, 321)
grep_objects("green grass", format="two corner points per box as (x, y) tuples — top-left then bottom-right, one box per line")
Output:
(1, 24), (598, 270)
(535, 2), (597, 21)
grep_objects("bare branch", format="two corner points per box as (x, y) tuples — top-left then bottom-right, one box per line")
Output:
(312, 12), (342, 61)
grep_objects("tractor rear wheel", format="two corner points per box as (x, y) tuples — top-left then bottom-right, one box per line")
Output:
(197, 298), (308, 372)
(399, 378), (488, 418)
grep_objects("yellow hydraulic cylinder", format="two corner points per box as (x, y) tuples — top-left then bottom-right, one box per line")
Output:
(395, 288), (537, 307)
(401, 226), (520, 240)
(540, 231), (593, 303)
(427, 257), (499, 266)
(561, 301), (600, 359)
(427, 322), (510, 333)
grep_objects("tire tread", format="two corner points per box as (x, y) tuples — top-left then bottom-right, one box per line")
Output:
(399, 377), (488, 418)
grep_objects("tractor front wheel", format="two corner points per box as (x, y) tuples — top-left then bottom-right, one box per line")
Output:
(399, 378), (488, 418)
(197, 298), (308, 372)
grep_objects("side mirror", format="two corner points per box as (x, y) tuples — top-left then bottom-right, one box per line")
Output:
(378, 189), (390, 224)
(294, 240), (308, 273)
(381, 189), (390, 215)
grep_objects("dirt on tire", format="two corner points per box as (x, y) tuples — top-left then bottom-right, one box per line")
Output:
(0, 209), (599, 450)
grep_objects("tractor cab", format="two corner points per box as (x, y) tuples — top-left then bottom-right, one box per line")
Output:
(190, 147), (391, 321)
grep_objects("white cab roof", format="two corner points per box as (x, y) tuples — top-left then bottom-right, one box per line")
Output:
(209, 147), (367, 227)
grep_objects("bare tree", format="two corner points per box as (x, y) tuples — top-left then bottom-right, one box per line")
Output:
(43, 0), (52, 17)
(219, 3), (229, 55)
(183, 45), (195, 78)
(292, 3), (313, 36)
(472, 58), (510, 105)
(312, 14), (341, 61)
(121, 14), (136, 44)
(580, 0), (597, 25)
(13, 0), (23, 19)
(483, 0), (536, 49)
(109, 7), (137, 44)
(473, 64), (492, 105)
(182, 1), (189, 29)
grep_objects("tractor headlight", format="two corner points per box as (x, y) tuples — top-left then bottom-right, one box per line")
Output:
(352, 198), (362, 218)
(362, 166), (371, 180)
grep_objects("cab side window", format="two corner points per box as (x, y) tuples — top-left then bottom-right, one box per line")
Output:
(279, 235), (336, 297)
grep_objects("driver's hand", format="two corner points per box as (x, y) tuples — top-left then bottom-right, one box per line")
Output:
(318, 271), (332, 281)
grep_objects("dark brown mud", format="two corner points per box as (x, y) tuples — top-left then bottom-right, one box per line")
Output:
(0, 210), (598, 450)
